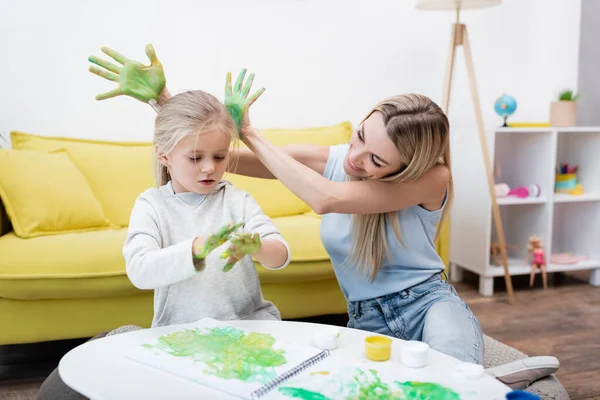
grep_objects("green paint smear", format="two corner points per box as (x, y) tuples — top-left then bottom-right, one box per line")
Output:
(143, 326), (286, 383)
(225, 100), (244, 137)
(278, 387), (332, 400)
(279, 368), (461, 400)
(395, 381), (461, 400)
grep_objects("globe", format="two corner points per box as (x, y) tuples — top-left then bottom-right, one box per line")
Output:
(494, 94), (517, 127)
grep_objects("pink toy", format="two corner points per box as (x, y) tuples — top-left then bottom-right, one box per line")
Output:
(526, 235), (547, 289)
(550, 253), (588, 264)
(495, 183), (541, 198)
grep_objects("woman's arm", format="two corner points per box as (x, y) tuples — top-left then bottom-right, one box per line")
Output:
(228, 144), (329, 179)
(243, 130), (449, 215)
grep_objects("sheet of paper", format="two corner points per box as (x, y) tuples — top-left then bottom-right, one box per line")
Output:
(124, 318), (326, 400)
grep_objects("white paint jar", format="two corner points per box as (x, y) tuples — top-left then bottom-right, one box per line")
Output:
(400, 340), (430, 368)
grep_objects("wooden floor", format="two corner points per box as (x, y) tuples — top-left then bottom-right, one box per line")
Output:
(1, 271), (598, 400)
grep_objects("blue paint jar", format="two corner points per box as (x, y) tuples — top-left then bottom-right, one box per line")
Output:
(506, 390), (541, 400)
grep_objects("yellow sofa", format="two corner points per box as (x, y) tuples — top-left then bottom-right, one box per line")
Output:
(0, 123), (448, 346)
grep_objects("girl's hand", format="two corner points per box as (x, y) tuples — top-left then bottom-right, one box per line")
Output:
(224, 68), (265, 138)
(88, 44), (166, 104)
(193, 222), (243, 260)
(220, 232), (262, 272)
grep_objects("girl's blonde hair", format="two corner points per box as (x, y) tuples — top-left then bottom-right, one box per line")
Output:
(349, 93), (453, 281)
(153, 90), (239, 187)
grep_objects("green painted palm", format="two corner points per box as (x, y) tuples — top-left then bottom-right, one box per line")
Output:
(88, 44), (166, 103)
(224, 69), (265, 137)
(221, 232), (262, 272)
(194, 222), (243, 261)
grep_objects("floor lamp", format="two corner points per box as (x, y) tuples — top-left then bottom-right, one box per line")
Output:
(415, 0), (516, 304)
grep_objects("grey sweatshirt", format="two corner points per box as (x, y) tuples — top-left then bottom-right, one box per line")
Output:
(122, 180), (291, 327)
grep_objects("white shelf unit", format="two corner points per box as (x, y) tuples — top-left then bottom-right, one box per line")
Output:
(449, 126), (600, 296)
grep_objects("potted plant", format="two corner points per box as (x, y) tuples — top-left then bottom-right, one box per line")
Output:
(550, 89), (578, 126)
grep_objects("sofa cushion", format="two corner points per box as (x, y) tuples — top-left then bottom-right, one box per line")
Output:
(11, 131), (155, 227)
(224, 121), (353, 218)
(0, 149), (111, 238)
(0, 228), (139, 300)
(257, 213), (337, 284)
(0, 214), (334, 299)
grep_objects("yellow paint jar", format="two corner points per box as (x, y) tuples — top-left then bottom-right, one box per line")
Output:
(365, 335), (392, 361)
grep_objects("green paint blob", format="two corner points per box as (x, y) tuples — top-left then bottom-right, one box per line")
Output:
(278, 387), (332, 400)
(224, 99), (245, 136)
(394, 381), (461, 400)
(143, 326), (286, 383)
(279, 368), (462, 400)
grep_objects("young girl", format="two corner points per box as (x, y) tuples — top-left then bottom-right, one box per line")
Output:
(123, 88), (290, 326)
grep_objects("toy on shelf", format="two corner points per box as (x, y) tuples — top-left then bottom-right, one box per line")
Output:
(490, 242), (519, 266)
(550, 253), (588, 264)
(494, 94), (517, 127)
(526, 235), (547, 289)
(495, 183), (541, 198)
(555, 163), (583, 195)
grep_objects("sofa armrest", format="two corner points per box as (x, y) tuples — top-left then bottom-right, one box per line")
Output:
(0, 197), (11, 236)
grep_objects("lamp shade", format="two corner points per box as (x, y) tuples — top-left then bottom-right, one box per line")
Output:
(415, 0), (500, 10)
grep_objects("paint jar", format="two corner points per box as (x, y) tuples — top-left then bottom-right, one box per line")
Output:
(400, 341), (430, 368)
(454, 362), (485, 380)
(313, 327), (340, 350)
(505, 390), (541, 400)
(365, 335), (392, 361)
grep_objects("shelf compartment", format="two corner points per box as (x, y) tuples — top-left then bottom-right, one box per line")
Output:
(551, 202), (600, 263)
(494, 131), (555, 200)
(556, 131), (600, 195)
(490, 203), (551, 263)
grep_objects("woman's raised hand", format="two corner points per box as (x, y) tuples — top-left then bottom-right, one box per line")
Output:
(88, 44), (166, 104)
(224, 68), (265, 138)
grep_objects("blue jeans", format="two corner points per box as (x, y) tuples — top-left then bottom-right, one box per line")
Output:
(347, 273), (484, 365)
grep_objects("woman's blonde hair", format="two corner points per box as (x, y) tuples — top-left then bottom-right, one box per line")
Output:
(153, 90), (239, 187)
(349, 93), (453, 281)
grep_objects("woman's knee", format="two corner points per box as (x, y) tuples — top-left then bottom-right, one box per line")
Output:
(422, 299), (484, 364)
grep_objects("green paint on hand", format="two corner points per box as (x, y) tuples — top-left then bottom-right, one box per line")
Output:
(143, 326), (286, 383)
(224, 69), (265, 137)
(194, 222), (243, 261)
(278, 387), (332, 400)
(221, 232), (262, 272)
(88, 44), (166, 103)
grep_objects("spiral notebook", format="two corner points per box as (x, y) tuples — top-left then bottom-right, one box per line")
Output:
(124, 318), (330, 399)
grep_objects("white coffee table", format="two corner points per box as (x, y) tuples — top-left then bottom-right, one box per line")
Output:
(59, 319), (511, 399)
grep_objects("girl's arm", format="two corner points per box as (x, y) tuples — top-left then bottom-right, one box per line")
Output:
(123, 197), (236, 289)
(123, 197), (198, 289)
(239, 192), (291, 270)
(242, 130), (450, 215)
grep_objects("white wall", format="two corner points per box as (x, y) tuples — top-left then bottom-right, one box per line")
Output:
(0, 0), (581, 143)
